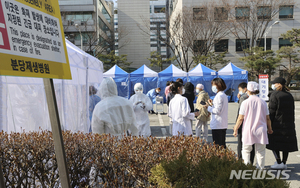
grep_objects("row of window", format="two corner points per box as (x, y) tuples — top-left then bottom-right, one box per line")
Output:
(99, 0), (112, 24)
(193, 38), (293, 53)
(193, 5), (294, 21)
(65, 13), (93, 21)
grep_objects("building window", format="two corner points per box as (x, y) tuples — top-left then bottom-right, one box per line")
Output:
(154, 5), (166, 13)
(214, 7), (228, 21)
(65, 13), (93, 21)
(279, 5), (294, 19)
(279, 38), (293, 48)
(99, 0), (112, 23)
(193, 40), (207, 53)
(235, 7), (250, 20)
(215, 39), (228, 52)
(257, 38), (271, 50)
(98, 16), (110, 33)
(257, 6), (271, 20)
(236, 39), (250, 51)
(75, 33), (89, 45)
(193, 8), (207, 20)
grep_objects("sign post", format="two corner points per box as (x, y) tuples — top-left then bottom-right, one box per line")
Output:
(0, 0), (72, 186)
(259, 75), (269, 101)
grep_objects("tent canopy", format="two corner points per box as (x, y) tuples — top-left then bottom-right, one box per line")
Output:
(188, 63), (217, 77)
(159, 64), (187, 77)
(188, 63), (217, 99)
(104, 65), (129, 98)
(104, 65), (128, 78)
(130, 64), (158, 78)
(130, 65), (158, 95)
(0, 39), (104, 133)
(158, 64), (187, 101)
(218, 62), (248, 79)
(218, 62), (248, 102)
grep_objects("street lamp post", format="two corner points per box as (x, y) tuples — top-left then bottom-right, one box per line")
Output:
(264, 21), (280, 52)
(75, 24), (82, 50)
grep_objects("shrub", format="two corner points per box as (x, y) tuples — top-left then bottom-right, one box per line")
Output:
(0, 131), (236, 187)
(150, 150), (290, 188)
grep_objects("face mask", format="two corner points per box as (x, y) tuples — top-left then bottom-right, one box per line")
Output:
(196, 89), (200, 93)
(212, 86), (218, 93)
(156, 90), (159, 93)
(239, 91), (244, 95)
(271, 84), (277, 91)
(182, 88), (185, 94)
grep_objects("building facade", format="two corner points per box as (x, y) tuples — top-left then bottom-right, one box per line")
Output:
(150, 0), (171, 71)
(168, 0), (300, 78)
(59, 0), (114, 56)
(118, 0), (150, 70)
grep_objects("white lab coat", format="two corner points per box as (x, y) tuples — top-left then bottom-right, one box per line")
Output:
(91, 78), (139, 138)
(207, 91), (228, 130)
(129, 92), (153, 137)
(168, 94), (195, 136)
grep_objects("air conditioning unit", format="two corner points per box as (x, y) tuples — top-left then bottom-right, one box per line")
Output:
(81, 21), (87, 26)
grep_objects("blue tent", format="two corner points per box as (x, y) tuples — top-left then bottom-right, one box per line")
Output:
(130, 65), (158, 96)
(218, 62), (248, 102)
(158, 64), (188, 101)
(188, 63), (217, 100)
(103, 65), (129, 98)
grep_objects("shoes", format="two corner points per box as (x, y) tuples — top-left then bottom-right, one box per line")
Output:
(271, 162), (287, 169)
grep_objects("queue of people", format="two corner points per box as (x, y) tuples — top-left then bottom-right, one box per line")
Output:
(90, 76), (298, 169)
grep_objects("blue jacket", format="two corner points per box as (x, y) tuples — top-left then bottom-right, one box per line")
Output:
(146, 89), (160, 104)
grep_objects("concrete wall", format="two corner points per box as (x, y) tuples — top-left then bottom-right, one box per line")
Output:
(118, 0), (151, 69)
(290, 90), (300, 101)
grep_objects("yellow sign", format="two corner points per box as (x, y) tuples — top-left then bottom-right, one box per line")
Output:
(0, 0), (71, 79)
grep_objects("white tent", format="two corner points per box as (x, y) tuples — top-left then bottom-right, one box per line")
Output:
(0, 40), (103, 133)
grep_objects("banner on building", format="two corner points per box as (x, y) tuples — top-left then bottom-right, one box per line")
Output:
(259, 74), (269, 101)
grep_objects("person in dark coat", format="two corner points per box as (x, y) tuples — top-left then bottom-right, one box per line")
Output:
(267, 77), (298, 169)
(182, 82), (195, 112)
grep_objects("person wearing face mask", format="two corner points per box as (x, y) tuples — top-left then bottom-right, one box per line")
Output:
(204, 78), (228, 148)
(195, 84), (210, 141)
(129, 83), (153, 137)
(146, 87), (161, 114)
(267, 77), (298, 169)
(233, 82), (273, 170)
(236, 82), (255, 163)
(169, 82), (200, 136)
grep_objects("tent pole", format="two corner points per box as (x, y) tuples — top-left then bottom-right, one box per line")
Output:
(85, 57), (89, 132)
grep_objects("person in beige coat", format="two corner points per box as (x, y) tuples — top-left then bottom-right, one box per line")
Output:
(195, 84), (210, 141)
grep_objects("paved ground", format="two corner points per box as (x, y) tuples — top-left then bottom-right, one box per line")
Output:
(149, 102), (300, 187)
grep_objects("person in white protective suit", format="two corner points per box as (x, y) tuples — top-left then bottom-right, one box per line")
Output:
(129, 83), (153, 137)
(91, 78), (138, 138)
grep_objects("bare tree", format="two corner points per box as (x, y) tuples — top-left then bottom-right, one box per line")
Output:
(139, 3), (230, 71)
(223, 0), (294, 54)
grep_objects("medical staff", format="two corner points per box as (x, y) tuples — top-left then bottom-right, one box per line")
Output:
(233, 82), (273, 170)
(129, 83), (153, 137)
(205, 78), (228, 148)
(169, 82), (200, 136)
(91, 78), (138, 138)
(146, 87), (161, 114)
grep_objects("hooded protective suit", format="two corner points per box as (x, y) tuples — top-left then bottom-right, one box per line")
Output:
(91, 78), (138, 138)
(129, 83), (153, 137)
